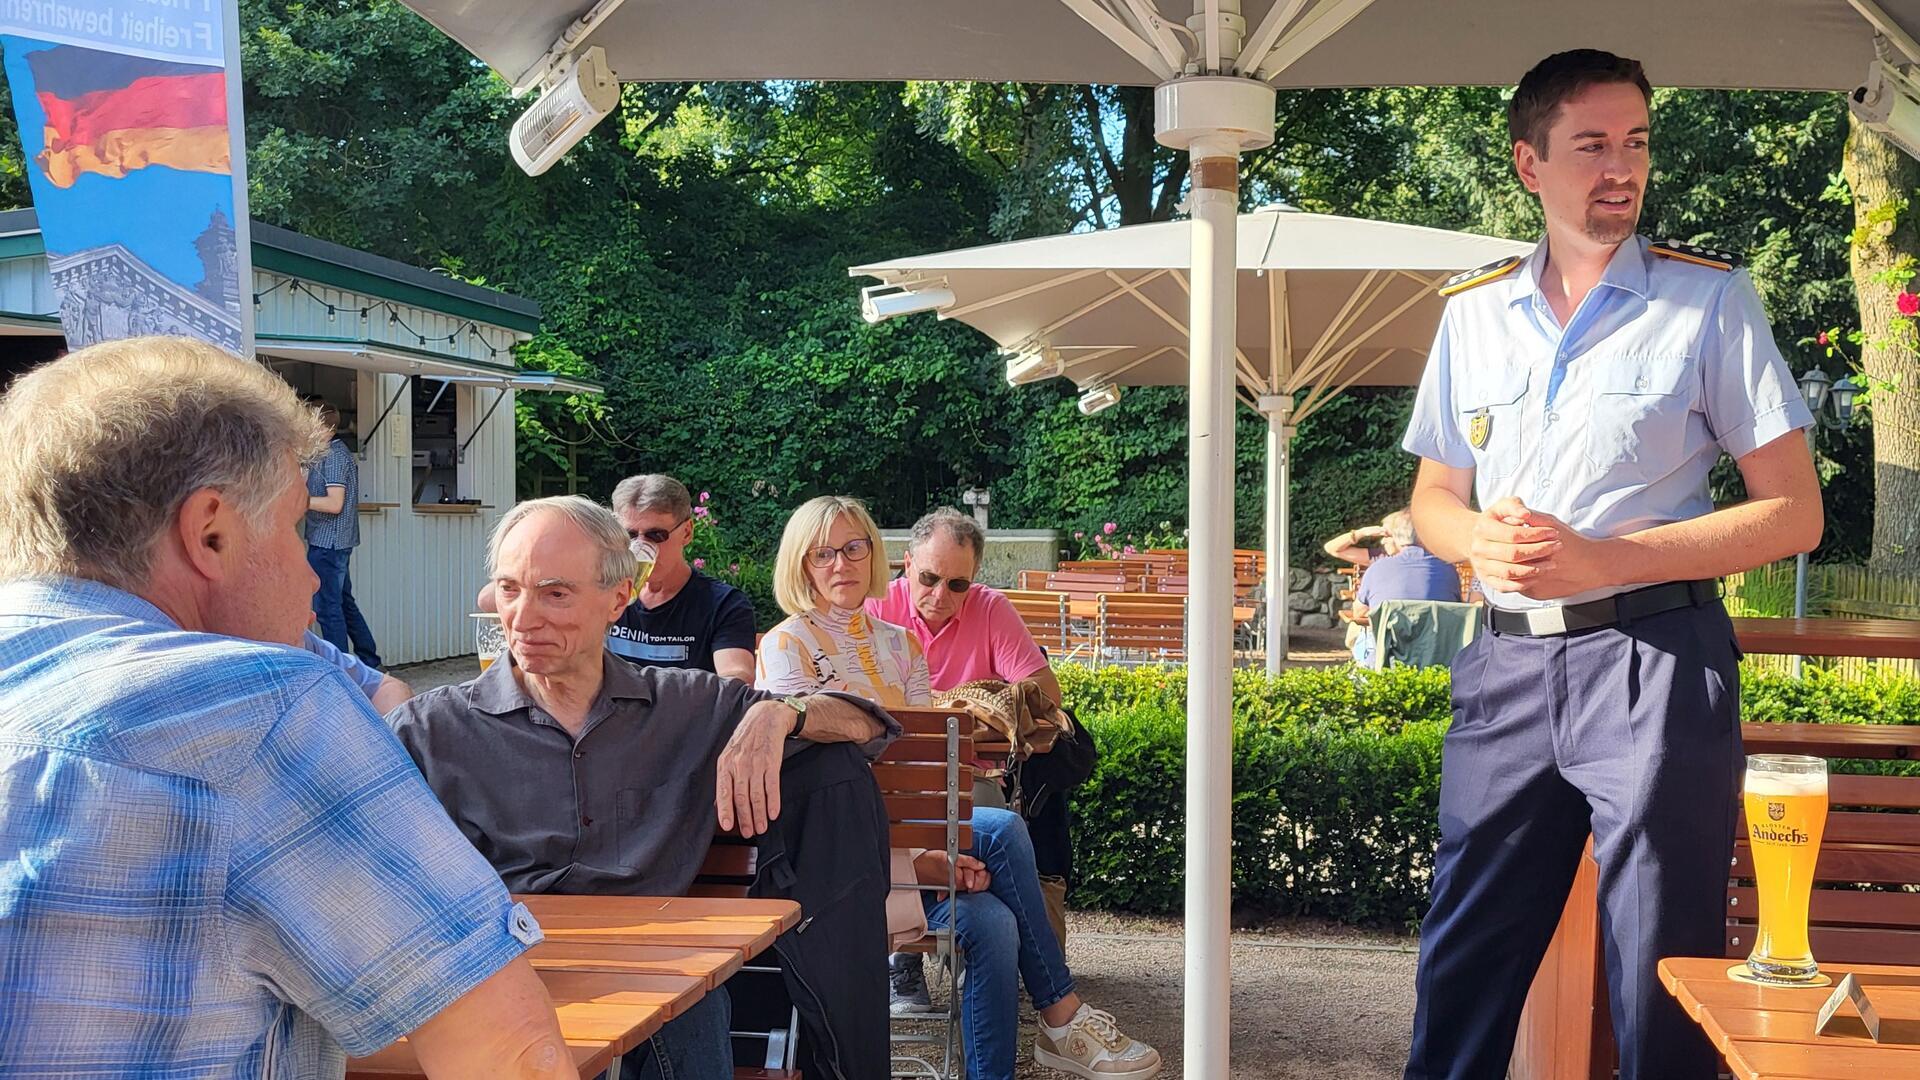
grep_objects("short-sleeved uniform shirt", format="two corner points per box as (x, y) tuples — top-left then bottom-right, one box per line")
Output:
(0, 577), (537, 1078)
(1402, 235), (1813, 610)
(1355, 545), (1461, 609)
(607, 569), (757, 672)
(866, 577), (1049, 692)
(304, 438), (360, 550)
(388, 655), (898, 896)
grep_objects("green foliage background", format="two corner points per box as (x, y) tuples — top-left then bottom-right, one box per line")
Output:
(0, 2), (1870, 564)
(1059, 663), (1920, 926)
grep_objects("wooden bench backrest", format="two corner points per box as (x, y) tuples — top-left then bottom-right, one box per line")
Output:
(1727, 724), (1920, 965)
(1045, 571), (1127, 599)
(692, 706), (973, 898)
(1098, 594), (1187, 656)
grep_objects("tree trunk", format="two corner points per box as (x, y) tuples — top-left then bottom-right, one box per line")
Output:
(1844, 114), (1920, 572)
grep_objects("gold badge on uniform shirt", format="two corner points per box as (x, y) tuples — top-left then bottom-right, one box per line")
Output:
(1468, 409), (1491, 450)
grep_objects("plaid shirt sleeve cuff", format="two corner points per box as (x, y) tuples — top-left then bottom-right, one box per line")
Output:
(329, 898), (543, 1056)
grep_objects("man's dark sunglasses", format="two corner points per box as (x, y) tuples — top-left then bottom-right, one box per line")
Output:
(626, 517), (690, 545)
(917, 570), (972, 594)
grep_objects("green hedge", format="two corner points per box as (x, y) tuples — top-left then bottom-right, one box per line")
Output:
(1059, 662), (1920, 928)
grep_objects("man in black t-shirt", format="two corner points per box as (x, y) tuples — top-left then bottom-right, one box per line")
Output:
(605, 475), (757, 680)
(476, 474), (757, 679)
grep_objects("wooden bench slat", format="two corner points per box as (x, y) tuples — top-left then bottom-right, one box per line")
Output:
(1723, 923), (1920, 967)
(891, 822), (973, 849)
(1728, 886), (1920, 930)
(878, 733), (974, 763)
(1732, 843), (1920, 886)
(884, 793), (974, 821)
(1744, 721), (1920, 760)
(888, 708), (970, 735)
(348, 1039), (616, 1079)
(527, 940), (745, 986)
(1737, 810), (1920, 847)
(873, 762), (973, 792)
(1828, 774), (1920, 810)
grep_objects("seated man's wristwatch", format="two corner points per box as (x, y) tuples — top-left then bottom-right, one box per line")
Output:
(781, 695), (809, 738)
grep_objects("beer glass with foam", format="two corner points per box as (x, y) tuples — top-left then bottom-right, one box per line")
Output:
(1743, 753), (1829, 983)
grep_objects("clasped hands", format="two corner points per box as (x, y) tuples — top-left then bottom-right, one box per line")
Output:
(1469, 496), (1617, 602)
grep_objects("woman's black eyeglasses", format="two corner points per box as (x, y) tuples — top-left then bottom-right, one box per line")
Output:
(916, 570), (972, 594)
(807, 539), (873, 568)
(626, 517), (690, 545)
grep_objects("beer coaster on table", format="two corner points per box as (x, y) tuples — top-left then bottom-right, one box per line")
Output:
(1727, 963), (1832, 988)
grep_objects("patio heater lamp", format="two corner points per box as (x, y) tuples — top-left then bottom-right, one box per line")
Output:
(1788, 368), (1863, 674)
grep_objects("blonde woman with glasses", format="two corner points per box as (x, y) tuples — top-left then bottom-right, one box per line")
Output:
(757, 496), (1160, 1080)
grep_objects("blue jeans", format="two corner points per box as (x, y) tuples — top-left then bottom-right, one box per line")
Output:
(925, 807), (1076, 1080)
(612, 987), (731, 1080)
(308, 545), (382, 667)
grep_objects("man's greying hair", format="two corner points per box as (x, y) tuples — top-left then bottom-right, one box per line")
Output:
(1382, 509), (1418, 549)
(907, 507), (985, 564)
(610, 474), (692, 521)
(1508, 49), (1651, 158)
(0, 336), (329, 590)
(486, 496), (634, 591)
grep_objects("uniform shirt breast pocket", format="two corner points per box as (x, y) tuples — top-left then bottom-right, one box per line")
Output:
(1458, 376), (1527, 480)
(1583, 353), (1695, 475)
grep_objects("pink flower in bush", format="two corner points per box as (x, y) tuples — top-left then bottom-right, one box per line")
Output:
(693, 558), (707, 569)
(729, 562), (740, 574)
(1102, 522), (1117, 535)
(1073, 531), (1085, 540)
(699, 491), (711, 503)
(694, 505), (709, 518)
(1816, 331), (1830, 346)
(1900, 292), (1920, 317)
(1124, 544), (1137, 555)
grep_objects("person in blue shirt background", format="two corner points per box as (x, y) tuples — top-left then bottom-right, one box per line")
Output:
(305, 398), (383, 667)
(1398, 50), (1823, 1080)
(1345, 509), (1463, 666)
(300, 627), (414, 712)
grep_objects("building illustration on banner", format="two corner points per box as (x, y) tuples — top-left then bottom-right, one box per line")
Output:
(50, 209), (240, 349)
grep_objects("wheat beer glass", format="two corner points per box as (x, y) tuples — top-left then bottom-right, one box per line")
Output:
(1743, 754), (1829, 983)
(629, 537), (658, 595)
(471, 612), (507, 673)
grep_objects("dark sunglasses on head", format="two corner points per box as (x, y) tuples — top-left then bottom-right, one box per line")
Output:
(626, 518), (690, 545)
(806, 538), (873, 568)
(917, 570), (972, 594)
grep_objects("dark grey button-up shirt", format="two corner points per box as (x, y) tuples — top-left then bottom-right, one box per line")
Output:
(388, 653), (896, 896)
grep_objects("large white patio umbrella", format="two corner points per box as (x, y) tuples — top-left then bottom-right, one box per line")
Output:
(391, 1), (1920, 1070)
(851, 208), (1532, 671)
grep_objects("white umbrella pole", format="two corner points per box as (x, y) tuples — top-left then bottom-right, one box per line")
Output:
(1182, 128), (1241, 1080)
(1261, 396), (1293, 674)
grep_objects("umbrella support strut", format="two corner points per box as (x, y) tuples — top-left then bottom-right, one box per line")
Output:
(1260, 395), (1295, 674)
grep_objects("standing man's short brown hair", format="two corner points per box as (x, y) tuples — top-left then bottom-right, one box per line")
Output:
(1508, 49), (1652, 155)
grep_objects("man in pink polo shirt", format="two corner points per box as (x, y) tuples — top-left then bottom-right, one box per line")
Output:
(866, 507), (1064, 710)
(869, 507), (1078, 1014)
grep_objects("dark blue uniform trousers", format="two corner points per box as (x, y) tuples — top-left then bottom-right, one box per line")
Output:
(1404, 601), (1744, 1080)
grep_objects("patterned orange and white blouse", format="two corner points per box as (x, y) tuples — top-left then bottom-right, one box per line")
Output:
(755, 604), (932, 707)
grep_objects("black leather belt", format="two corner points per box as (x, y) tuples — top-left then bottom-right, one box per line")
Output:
(1487, 580), (1719, 637)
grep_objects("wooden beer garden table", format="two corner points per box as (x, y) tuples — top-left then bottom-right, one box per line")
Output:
(1511, 616), (1920, 1080)
(346, 894), (800, 1080)
(1659, 956), (1920, 1078)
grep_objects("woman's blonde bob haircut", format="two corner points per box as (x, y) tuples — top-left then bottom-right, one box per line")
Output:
(773, 495), (888, 616)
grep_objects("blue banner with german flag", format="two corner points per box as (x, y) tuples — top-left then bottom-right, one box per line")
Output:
(0, 1), (250, 354)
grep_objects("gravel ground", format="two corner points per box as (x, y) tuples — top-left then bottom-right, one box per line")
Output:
(390, 643), (1415, 1079)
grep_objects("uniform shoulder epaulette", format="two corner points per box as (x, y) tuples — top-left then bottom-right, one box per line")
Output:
(1437, 255), (1523, 297)
(1650, 239), (1742, 272)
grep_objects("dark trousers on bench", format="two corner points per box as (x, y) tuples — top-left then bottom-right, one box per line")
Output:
(1404, 601), (1743, 1080)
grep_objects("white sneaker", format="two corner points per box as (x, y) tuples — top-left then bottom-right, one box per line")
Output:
(1033, 1005), (1162, 1079)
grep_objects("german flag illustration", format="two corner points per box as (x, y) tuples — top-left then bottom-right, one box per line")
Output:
(27, 46), (229, 189)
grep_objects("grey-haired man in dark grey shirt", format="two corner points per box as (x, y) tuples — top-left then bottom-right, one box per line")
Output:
(389, 496), (895, 1080)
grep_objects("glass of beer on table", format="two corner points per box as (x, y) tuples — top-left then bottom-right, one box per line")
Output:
(471, 612), (507, 673)
(629, 537), (658, 595)
(1743, 753), (1829, 984)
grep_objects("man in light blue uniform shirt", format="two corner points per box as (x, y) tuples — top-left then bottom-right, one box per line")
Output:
(1399, 51), (1822, 1080)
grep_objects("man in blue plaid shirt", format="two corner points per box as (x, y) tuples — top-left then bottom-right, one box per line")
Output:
(0, 337), (573, 1079)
